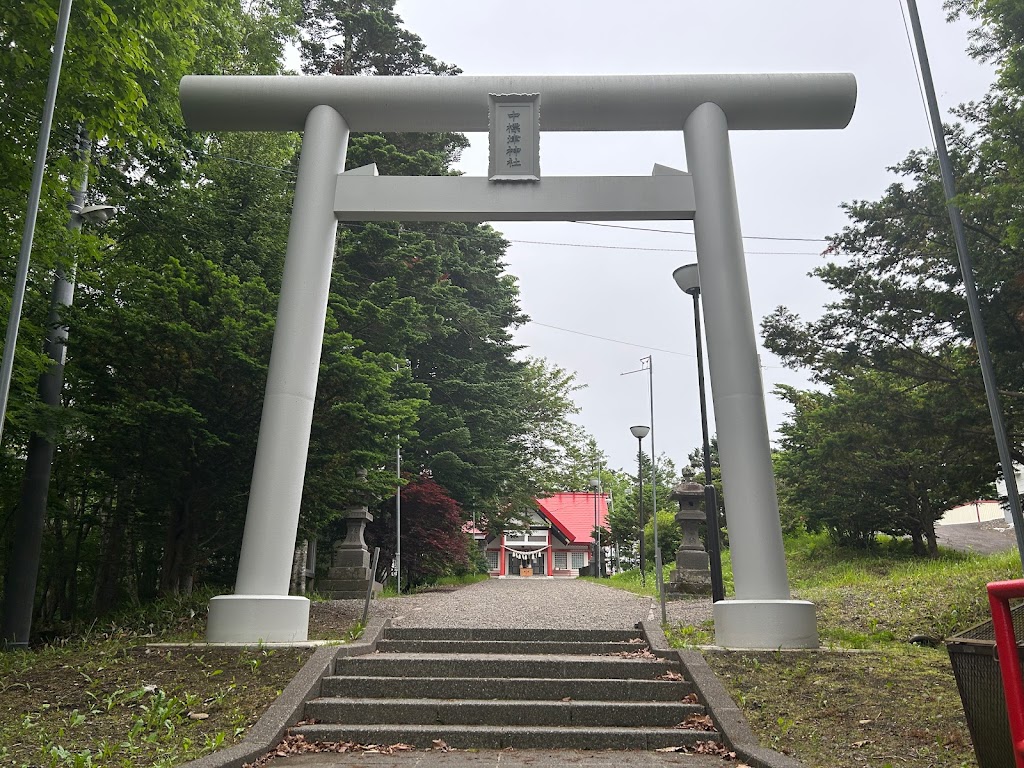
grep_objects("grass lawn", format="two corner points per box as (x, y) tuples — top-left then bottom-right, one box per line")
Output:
(0, 592), (323, 768)
(0, 639), (312, 768)
(0, 573), (489, 768)
(661, 532), (1022, 768)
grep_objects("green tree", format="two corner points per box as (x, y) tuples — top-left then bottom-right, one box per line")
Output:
(644, 510), (682, 566)
(759, 4), (1024, 551)
(0, 0), (301, 625)
(774, 369), (993, 554)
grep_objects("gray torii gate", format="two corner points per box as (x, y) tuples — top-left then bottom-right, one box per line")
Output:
(179, 73), (856, 649)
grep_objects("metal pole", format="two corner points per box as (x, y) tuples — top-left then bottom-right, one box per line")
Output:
(0, 0), (75, 445)
(396, 443), (401, 594)
(637, 437), (646, 584)
(645, 357), (666, 622)
(597, 459), (603, 577)
(607, 488), (615, 573)
(362, 546), (381, 625)
(693, 291), (725, 603)
(1, 125), (90, 649)
(905, 0), (1024, 567)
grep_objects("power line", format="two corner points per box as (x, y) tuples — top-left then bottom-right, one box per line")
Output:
(527, 322), (694, 357)
(507, 238), (829, 257)
(571, 220), (827, 243)
(525, 320), (790, 370)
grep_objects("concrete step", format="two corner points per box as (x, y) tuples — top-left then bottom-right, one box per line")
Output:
(319, 675), (694, 701)
(304, 697), (704, 727)
(290, 722), (720, 751)
(333, 652), (677, 680)
(382, 627), (642, 643)
(376, 639), (648, 655)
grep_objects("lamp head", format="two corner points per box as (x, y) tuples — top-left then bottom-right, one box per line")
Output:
(79, 205), (116, 225)
(630, 425), (650, 440)
(589, 477), (600, 489)
(672, 263), (700, 296)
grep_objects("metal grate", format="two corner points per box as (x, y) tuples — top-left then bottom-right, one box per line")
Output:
(947, 603), (1024, 768)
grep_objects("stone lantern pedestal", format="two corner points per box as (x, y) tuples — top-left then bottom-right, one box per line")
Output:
(319, 504), (382, 599)
(668, 481), (712, 595)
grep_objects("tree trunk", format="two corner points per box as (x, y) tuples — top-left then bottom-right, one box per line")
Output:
(290, 539), (308, 595)
(159, 497), (196, 596)
(93, 496), (127, 615)
(920, 492), (939, 556)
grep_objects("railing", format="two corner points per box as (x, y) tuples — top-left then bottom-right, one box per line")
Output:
(987, 579), (1024, 768)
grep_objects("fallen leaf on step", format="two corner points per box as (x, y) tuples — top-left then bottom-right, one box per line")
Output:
(431, 739), (450, 752)
(691, 740), (734, 757)
(682, 693), (699, 704)
(655, 745), (688, 752)
(656, 670), (684, 681)
(676, 714), (715, 731)
(561, 697), (572, 702)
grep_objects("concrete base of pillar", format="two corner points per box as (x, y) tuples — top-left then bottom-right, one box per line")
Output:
(713, 599), (817, 649)
(206, 594), (310, 643)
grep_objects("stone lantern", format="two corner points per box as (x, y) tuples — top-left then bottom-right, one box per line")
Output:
(319, 469), (383, 599)
(667, 481), (712, 595)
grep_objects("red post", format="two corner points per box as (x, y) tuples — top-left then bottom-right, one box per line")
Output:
(987, 579), (1024, 768)
(499, 534), (506, 576)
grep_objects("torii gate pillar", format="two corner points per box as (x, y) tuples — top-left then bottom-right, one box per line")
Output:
(685, 102), (815, 647)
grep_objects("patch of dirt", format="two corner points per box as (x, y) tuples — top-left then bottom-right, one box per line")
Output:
(306, 600), (363, 640)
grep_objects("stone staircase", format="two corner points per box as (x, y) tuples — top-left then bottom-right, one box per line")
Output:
(291, 626), (721, 750)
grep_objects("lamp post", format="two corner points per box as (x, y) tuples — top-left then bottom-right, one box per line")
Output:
(630, 425), (650, 584)
(673, 264), (725, 603)
(589, 476), (601, 577)
(623, 360), (660, 579)
(2, 127), (116, 649)
(395, 440), (401, 594)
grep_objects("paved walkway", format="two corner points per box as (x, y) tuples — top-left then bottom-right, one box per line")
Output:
(935, 519), (1018, 555)
(309, 578), (715, 636)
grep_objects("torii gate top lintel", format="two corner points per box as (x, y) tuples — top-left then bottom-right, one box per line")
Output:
(179, 73), (856, 134)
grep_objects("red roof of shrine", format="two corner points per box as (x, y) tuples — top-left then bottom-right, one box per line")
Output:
(536, 492), (609, 544)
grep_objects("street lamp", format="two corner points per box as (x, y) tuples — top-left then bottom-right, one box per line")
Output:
(673, 264), (725, 603)
(589, 476), (601, 577)
(2, 128), (116, 649)
(630, 425), (650, 583)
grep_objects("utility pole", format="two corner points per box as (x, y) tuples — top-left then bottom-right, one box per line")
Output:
(2, 126), (93, 649)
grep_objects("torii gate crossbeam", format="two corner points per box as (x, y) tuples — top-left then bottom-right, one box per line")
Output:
(180, 74), (856, 649)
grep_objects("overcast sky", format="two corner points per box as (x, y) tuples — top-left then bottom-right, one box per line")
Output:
(391, 1), (997, 475)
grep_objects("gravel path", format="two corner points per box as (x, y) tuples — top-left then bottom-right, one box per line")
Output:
(309, 579), (714, 636)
